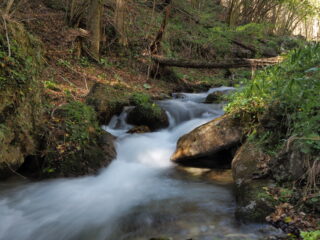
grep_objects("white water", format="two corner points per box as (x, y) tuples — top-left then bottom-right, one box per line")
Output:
(0, 87), (278, 240)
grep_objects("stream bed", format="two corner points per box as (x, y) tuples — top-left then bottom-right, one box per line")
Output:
(0, 87), (279, 240)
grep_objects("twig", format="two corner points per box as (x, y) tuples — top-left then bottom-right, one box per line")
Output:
(4, 161), (27, 180)
(2, 16), (11, 57)
(50, 103), (65, 119)
(286, 136), (320, 152)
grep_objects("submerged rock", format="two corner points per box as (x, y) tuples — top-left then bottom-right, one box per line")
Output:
(232, 142), (275, 222)
(171, 115), (243, 168)
(127, 125), (151, 134)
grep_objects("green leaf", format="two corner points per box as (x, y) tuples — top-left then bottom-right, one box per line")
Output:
(143, 83), (152, 89)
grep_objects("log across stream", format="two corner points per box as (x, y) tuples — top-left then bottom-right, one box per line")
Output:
(0, 87), (280, 240)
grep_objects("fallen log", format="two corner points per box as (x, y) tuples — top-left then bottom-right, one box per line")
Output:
(151, 55), (282, 69)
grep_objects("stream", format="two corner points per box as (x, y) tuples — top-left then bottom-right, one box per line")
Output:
(0, 87), (279, 240)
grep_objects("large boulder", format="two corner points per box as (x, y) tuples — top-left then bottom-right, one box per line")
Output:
(232, 142), (276, 222)
(171, 115), (243, 168)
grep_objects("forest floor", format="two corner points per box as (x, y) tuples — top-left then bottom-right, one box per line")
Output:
(19, 0), (232, 109)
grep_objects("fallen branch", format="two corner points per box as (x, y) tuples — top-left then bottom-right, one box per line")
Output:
(151, 55), (282, 69)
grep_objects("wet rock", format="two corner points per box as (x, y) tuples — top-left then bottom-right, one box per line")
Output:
(205, 89), (235, 104)
(127, 125), (151, 134)
(126, 103), (169, 131)
(205, 91), (225, 103)
(232, 142), (275, 222)
(126, 106), (168, 131)
(177, 167), (234, 184)
(171, 115), (243, 168)
(99, 131), (117, 165)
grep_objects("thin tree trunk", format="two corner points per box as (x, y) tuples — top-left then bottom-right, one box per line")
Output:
(115, 0), (128, 46)
(87, 0), (102, 60)
(149, 0), (172, 55)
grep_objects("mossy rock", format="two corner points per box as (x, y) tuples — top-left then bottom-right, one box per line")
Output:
(86, 83), (131, 124)
(232, 142), (276, 222)
(205, 91), (225, 103)
(235, 179), (276, 222)
(126, 93), (169, 131)
(0, 21), (44, 179)
(41, 101), (116, 178)
(43, 132), (116, 178)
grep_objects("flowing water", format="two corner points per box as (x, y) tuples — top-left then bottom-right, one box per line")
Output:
(0, 87), (279, 240)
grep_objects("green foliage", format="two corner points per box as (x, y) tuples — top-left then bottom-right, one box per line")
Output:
(301, 230), (320, 240)
(0, 23), (42, 89)
(100, 58), (114, 68)
(131, 92), (151, 105)
(44, 80), (59, 91)
(226, 43), (320, 154)
(131, 92), (162, 117)
(79, 57), (91, 67)
(57, 59), (71, 68)
(60, 101), (100, 145)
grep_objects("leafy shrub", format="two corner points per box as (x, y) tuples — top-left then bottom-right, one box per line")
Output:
(226, 43), (320, 154)
(301, 230), (320, 240)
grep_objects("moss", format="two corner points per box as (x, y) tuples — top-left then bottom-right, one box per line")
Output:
(0, 20), (44, 179)
(127, 92), (169, 130)
(86, 83), (132, 124)
(42, 101), (116, 178)
(59, 101), (101, 145)
(130, 92), (163, 118)
(235, 180), (276, 222)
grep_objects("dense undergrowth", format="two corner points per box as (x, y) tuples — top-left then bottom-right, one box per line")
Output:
(0, 22), (42, 89)
(225, 43), (320, 238)
(226, 43), (320, 156)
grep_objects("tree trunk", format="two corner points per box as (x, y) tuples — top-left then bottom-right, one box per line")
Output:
(149, 0), (172, 55)
(87, 0), (102, 60)
(151, 55), (282, 69)
(115, 0), (128, 46)
(149, 0), (173, 78)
